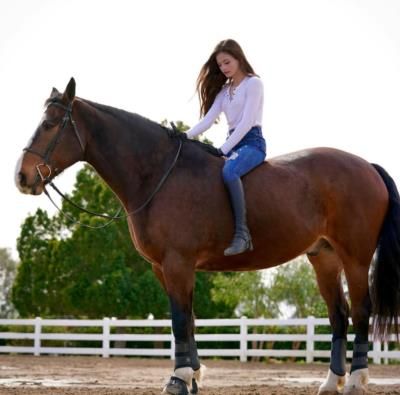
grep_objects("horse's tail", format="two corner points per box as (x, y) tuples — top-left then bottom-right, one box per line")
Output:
(370, 163), (400, 340)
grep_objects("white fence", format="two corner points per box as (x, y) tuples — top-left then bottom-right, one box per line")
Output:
(0, 317), (398, 364)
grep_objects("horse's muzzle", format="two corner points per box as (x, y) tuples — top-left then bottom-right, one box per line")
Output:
(15, 171), (43, 195)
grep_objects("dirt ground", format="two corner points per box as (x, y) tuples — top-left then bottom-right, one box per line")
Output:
(0, 355), (398, 395)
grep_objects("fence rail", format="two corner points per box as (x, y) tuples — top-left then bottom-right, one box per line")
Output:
(0, 317), (398, 364)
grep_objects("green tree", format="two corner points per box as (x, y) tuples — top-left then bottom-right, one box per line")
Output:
(13, 209), (61, 316)
(0, 248), (18, 318)
(194, 272), (235, 318)
(269, 256), (328, 318)
(12, 166), (169, 318)
(211, 271), (278, 318)
(161, 119), (214, 146)
(210, 256), (328, 319)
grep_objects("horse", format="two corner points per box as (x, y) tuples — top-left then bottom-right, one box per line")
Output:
(15, 78), (400, 395)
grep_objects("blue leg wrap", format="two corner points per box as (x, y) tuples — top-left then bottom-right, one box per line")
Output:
(330, 337), (347, 376)
(170, 299), (192, 369)
(174, 342), (191, 368)
(351, 337), (369, 373)
(189, 336), (200, 371)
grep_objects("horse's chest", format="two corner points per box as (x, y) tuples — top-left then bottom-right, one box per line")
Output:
(127, 219), (163, 264)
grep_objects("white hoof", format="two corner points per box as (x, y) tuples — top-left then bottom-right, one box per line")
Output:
(343, 369), (369, 395)
(318, 369), (346, 395)
(174, 366), (194, 386)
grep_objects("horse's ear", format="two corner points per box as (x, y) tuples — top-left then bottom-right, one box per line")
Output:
(62, 77), (76, 102)
(50, 87), (60, 99)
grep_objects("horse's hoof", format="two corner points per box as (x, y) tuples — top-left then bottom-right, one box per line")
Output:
(190, 378), (198, 394)
(343, 387), (367, 395)
(317, 369), (346, 395)
(162, 376), (189, 395)
(190, 364), (206, 394)
(343, 368), (368, 395)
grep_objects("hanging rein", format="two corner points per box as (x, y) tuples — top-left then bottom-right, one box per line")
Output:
(23, 100), (183, 229)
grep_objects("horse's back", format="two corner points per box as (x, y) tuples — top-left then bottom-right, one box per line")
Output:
(244, 147), (388, 259)
(241, 148), (387, 255)
(252, 147), (386, 199)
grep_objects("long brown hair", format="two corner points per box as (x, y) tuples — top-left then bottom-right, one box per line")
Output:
(196, 39), (257, 117)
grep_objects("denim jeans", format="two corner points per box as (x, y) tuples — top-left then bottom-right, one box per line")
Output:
(230, 126), (266, 155)
(222, 144), (266, 183)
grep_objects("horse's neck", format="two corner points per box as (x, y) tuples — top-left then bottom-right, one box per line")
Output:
(80, 102), (174, 209)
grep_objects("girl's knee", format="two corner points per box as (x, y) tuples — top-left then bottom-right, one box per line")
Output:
(222, 167), (239, 184)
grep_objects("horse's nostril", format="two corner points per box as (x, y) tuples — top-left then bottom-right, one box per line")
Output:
(18, 172), (27, 187)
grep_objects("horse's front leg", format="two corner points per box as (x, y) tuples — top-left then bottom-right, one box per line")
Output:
(161, 252), (199, 395)
(189, 313), (206, 394)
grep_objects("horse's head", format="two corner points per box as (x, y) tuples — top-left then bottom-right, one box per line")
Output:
(15, 78), (86, 195)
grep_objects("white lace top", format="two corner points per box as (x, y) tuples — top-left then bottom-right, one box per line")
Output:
(187, 76), (264, 154)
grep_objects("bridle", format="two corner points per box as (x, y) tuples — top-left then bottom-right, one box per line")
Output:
(23, 100), (183, 228)
(24, 100), (85, 188)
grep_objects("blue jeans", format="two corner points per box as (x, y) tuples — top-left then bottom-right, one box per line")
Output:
(230, 126), (266, 155)
(222, 145), (266, 183)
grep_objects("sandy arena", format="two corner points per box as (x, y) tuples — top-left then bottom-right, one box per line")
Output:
(0, 355), (399, 395)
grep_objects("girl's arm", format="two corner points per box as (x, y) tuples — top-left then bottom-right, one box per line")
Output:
(186, 91), (223, 138)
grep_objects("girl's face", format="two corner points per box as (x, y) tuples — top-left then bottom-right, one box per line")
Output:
(216, 52), (241, 80)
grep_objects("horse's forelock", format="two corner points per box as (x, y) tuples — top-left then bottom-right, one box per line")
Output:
(44, 95), (64, 108)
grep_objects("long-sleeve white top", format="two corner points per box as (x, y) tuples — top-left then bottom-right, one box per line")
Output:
(187, 76), (264, 155)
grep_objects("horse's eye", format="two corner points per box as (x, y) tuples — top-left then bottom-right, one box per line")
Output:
(42, 120), (55, 130)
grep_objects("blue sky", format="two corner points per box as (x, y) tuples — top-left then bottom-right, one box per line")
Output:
(2, 0), (400, 258)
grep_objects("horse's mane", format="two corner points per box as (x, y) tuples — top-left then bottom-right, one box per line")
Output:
(160, 124), (221, 157)
(81, 99), (221, 157)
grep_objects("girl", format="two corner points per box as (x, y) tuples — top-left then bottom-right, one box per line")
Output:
(187, 39), (266, 256)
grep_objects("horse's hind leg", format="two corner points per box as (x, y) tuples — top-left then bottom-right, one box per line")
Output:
(342, 261), (371, 395)
(308, 249), (349, 395)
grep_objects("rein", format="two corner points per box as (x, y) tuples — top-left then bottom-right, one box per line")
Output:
(25, 100), (183, 229)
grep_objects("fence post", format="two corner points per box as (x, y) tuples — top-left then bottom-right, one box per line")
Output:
(34, 317), (42, 356)
(102, 317), (110, 358)
(306, 316), (315, 363)
(240, 316), (247, 362)
(373, 340), (381, 364)
(383, 341), (388, 365)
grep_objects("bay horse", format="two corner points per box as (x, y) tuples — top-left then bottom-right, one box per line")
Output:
(16, 78), (400, 395)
